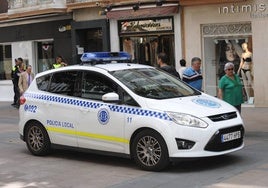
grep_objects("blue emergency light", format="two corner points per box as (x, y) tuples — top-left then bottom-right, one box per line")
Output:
(80, 52), (131, 63)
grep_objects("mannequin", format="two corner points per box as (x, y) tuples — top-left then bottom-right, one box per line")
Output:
(237, 42), (253, 103)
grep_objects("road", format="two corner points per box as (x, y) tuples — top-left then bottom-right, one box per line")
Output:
(0, 102), (268, 188)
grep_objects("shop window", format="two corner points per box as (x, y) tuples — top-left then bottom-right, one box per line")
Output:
(119, 18), (175, 68)
(202, 22), (254, 104)
(37, 41), (54, 72)
(121, 35), (175, 67)
(0, 44), (12, 80)
(203, 37), (254, 104)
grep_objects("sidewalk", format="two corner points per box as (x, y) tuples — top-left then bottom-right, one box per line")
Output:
(240, 106), (268, 133)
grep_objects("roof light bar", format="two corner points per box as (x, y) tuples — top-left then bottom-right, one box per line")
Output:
(80, 52), (131, 62)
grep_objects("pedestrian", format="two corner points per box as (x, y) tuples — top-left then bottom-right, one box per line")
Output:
(17, 57), (24, 67)
(18, 60), (25, 73)
(53, 56), (67, 69)
(11, 59), (20, 107)
(157, 52), (180, 79)
(218, 62), (244, 113)
(18, 65), (34, 96)
(182, 57), (203, 91)
(178, 59), (187, 79)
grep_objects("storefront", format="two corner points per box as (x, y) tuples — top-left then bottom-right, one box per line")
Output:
(0, 16), (72, 101)
(66, 7), (112, 64)
(182, 0), (268, 107)
(118, 17), (175, 67)
(107, 4), (182, 70)
(71, 19), (110, 64)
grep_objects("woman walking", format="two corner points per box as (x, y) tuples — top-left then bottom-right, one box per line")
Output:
(218, 62), (244, 113)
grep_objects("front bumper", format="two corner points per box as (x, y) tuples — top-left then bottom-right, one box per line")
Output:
(204, 125), (244, 152)
(165, 116), (244, 158)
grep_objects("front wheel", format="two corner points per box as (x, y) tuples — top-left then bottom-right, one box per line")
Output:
(25, 122), (51, 156)
(131, 130), (169, 171)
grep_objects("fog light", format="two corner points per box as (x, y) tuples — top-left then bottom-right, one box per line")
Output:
(176, 138), (195, 150)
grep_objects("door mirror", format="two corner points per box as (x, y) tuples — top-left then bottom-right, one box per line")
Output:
(102, 92), (119, 103)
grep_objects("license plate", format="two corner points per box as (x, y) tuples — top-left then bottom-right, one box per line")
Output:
(221, 131), (241, 143)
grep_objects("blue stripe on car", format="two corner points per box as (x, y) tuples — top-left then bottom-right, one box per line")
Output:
(24, 93), (172, 121)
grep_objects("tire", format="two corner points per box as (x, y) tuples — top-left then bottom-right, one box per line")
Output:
(131, 130), (169, 171)
(25, 122), (51, 156)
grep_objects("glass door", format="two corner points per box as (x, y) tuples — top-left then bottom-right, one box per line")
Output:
(0, 44), (12, 80)
(37, 41), (54, 73)
(121, 35), (175, 67)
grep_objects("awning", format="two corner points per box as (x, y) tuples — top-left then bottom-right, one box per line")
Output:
(106, 6), (179, 20)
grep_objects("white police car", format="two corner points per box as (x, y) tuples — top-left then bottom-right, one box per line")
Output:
(19, 52), (244, 171)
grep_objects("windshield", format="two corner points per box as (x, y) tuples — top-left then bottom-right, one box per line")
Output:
(110, 68), (200, 99)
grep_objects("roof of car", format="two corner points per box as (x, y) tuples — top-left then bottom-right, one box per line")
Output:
(35, 52), (157, 77)
(35, 63), (154, 78)
(94, 63), (153, 71)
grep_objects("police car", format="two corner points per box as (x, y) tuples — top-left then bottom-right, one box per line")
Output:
(19, 52), (244, 171)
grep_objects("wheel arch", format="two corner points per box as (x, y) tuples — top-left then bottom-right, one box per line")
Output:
(23, 119), (52, 156)
(129, 127), (169, 159)
(23, 119), (48, 141)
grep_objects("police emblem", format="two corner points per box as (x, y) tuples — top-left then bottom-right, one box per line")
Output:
(98, 108), (110, 125)
(192, 98), (221, 108)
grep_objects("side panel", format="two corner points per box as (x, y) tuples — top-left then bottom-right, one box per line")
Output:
(77, 102), (126, 153)
(22, 92), (79, 147)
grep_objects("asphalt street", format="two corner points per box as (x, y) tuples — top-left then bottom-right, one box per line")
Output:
(0, 102), (268, 188)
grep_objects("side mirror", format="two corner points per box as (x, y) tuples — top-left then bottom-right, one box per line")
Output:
(102, 92), (119, 103)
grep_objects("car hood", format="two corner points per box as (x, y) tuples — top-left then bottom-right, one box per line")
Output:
(144, 94), (237, 118)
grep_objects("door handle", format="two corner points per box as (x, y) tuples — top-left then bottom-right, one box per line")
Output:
(79, 107), (90, 113)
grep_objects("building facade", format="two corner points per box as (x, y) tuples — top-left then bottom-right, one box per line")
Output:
(67, 0), (182, 69)
(1, 0), (267, 107)
(180, 0), (268, 107)
(0, 0), (72, 100)
(67, 1), (111, 64)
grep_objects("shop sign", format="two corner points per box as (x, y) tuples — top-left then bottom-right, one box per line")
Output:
(120, 18), (173, 34)
(218, 1), (268, 18)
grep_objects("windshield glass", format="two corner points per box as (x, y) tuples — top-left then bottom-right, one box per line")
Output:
(110, 68), (200, 99)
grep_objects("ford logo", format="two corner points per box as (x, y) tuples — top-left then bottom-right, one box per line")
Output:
(221, 114), (230, 120)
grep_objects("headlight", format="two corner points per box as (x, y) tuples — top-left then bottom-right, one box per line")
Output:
(166, 112), (208, 128)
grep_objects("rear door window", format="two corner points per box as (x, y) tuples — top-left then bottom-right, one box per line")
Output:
(49, 71), (79, 96)
(36, 74), (51, 91)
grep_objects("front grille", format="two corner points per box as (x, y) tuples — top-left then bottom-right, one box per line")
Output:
(208, 112), (237, 122)
(204, 125), (244, 152)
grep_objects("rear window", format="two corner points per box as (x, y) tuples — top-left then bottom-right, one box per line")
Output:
(36, 71), (80, 97)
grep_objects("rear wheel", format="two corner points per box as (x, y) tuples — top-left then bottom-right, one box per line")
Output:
(25, 122), (51, 156)
(132, 130), (169, 171)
